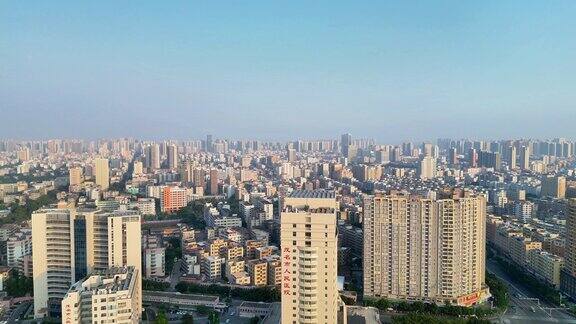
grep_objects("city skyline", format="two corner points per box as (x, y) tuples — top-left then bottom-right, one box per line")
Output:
(2, 1), (576, 141)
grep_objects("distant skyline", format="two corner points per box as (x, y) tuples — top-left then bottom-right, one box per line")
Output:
(1, 1), (576, 141)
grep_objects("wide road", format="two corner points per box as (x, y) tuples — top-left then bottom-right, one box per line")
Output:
(487, 258), (576, 324)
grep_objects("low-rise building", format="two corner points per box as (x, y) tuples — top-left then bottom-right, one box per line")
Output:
(246, 259), (268, 286)
(202, 256), (222, 280)
(528, 250), (564, 288)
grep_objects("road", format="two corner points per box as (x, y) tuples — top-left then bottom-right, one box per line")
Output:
(169, 259), (183, 291)
(487, 258), (576, 324)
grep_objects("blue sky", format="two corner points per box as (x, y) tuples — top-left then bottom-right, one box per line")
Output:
(1, 1), (575, 142)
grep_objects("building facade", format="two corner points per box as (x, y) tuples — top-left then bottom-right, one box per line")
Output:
(363, 192), (489, 306)
(280, 190), (339, 324)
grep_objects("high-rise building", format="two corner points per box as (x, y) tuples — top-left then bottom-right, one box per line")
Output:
(478, 151), (501, 170)
(206, 134), (213, 153)
(108, 212), (142, 316)
(94, 158), (109, 191)
(507, 146), (517, 170)
(167, 144), (178, 170)
(561, 199), (576, 298)
(468, 149), (478, 167)
(287, 147), (296, 163)
(541, 175), (566, 199)
(280, 190), (340, 324)
(418, 156), (436, 180)
(32, 208), (76, 318)
(69, 166), (83, 187)
(341, 133), (352, 157)
(193, 168), (206, 188)
(17, 147), (31, 162)
(448, 148), (458, 165)
(422, 143), (434, 157)
(144, 144), (161, 170)
(32, 208), (142, 319)
(61, 266), (141, 323)
(133, 161), (143, 176)
(363, 192), (489, 306)
(519, 146), (530, 170)
(209, 169), (219, 195)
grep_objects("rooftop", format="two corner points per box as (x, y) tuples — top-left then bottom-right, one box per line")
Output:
(288, 190), (335, 199)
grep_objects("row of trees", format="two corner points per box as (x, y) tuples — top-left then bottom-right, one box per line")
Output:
(485, 272), (509, 309)
(142, 279), (170, 291)
(175, 282), (281, 302)
(392, 314), (491, 324)
(364, 298), (496, 318)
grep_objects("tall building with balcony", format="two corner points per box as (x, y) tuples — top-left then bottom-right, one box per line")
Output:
(32, 208), (76, 318)
(280, 190), (339, 324)
(363, 191), (489, 306)
(32, 208), (142, 319)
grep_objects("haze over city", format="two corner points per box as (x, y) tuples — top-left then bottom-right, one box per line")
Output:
(2, 1), (576, 141)
(4, 1), (576, 324)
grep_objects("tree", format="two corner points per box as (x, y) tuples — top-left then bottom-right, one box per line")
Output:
(208, 312), (219, 324)
(250, 316), (260, 324)
(182, 314), (194, 324)
(4, 270), (33, 297)
(196, 305), (211, 315)
(155, 311), (168, 324)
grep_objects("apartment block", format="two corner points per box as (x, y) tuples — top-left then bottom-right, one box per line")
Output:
(363, 192), (489, 306)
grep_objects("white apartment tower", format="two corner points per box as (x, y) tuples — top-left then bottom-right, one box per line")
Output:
(32, 208), (142, 319)
(32, 208), (76, 318)
(363, 191), (489, 306)
(280, 190), (340, 324)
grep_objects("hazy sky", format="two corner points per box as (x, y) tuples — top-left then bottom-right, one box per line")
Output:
(1, 1), (575, 142)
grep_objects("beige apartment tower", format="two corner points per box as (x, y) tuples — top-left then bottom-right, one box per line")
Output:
(280, 190), (340, 324)
(94, 157), (110, 190)
(363, 191), (489, 306)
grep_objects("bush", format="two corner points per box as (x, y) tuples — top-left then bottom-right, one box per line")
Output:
(176, 282), (280, 302)
(142, 280), (170, 291)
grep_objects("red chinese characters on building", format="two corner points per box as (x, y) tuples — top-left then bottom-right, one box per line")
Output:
(282, 247), (291, 296)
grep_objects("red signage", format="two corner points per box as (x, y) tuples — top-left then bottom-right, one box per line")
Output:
(282, 247), (291, 296)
